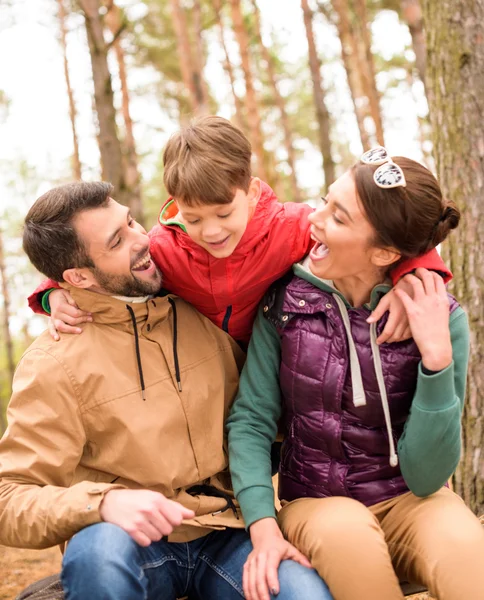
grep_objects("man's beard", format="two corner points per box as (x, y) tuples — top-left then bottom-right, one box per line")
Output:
(91, 265), (163, 297)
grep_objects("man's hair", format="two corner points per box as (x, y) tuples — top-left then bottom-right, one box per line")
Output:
(23, 182), (113, 282)
(163, 115), (252, 206)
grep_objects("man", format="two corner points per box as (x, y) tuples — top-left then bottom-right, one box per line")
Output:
(0, 182), (331, 600)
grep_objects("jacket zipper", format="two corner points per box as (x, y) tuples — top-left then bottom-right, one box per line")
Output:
(222, 305), (233, 333)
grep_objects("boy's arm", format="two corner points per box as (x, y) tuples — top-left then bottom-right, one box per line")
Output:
(398, 308), (469, 496)
(28, 279), (60, 315)
(281, 202), (314, 263)
(0, 349), (125, 548)
(226, 305), (282, 528)
(390, 247), (452, 285)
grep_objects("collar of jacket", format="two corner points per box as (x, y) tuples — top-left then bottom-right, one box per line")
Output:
(157, 180), (281, 257)
(62, 285), (172, 326)
(292, 260), (392, 312)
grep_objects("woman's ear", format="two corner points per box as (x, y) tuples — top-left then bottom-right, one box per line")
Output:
(62, 268), (97, 289)
(371, 246), (401, 269)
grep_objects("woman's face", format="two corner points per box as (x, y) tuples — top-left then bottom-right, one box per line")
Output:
(308, 171), (381, 282)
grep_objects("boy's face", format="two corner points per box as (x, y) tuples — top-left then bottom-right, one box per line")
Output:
(175, 178), (261, 258)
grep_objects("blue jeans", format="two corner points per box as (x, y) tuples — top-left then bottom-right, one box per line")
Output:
(62, 523), (333, 600)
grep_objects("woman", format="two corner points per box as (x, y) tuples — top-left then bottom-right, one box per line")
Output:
(227, 148), (484, 600)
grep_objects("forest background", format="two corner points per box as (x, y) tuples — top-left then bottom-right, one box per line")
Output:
(0, 1), (482, 593)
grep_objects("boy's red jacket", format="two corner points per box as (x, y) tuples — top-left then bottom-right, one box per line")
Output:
(28, 181), (451, 344)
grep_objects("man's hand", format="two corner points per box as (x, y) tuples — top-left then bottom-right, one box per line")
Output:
(48, 289), (92, 341)
(367, 280), (414, 344)
(99, 489), (195, 547)
(394, 268), (452, 371)
(244, 518), (311, 600)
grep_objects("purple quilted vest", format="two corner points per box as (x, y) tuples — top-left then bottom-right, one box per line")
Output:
(265, 273), (458, 507)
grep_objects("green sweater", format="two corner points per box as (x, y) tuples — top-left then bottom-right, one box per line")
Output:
(226, 266), (470, 529)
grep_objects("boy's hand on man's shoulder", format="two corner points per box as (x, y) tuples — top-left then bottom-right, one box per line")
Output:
(100, 489), (195, 547)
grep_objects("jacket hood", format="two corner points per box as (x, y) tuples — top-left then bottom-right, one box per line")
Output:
(158, 180), (281, 257)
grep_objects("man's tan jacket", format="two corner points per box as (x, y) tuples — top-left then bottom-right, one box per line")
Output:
(0, 287), (245, 549)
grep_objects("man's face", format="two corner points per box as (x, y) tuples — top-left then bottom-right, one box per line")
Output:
(72, 199), (162, 296)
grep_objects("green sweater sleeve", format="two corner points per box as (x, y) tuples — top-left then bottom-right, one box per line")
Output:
(226, 305), (282, 529)
(398, 307), (469, 496)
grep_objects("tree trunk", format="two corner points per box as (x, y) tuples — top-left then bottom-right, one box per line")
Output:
(423, 0), (484, 515)
(213, 0), (246, 132)
(300, 0), (335, 189)
(104, 0), (144, 226)
(169, 0), (208, 117)
(250, 0), (302, 202)
(330, 0), (371, 151)
(58, 0), (82, 180)
(0, 227), (13, 433)
(78, 0), (129, 207)
(400, 0), (426, 88)
(353, 0), (385, 146)
(229, 0), (268, 181)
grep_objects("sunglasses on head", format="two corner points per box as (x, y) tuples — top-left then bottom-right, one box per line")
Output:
(360, 146), (407, 189)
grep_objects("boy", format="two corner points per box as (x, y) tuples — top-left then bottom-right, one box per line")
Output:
(28, 116), (450, 343)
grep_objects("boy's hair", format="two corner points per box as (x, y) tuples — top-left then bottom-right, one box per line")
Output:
(163, 115), (252, 206)
(23, 182), (113, 282)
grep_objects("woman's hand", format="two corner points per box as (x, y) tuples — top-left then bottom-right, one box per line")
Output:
(47, 289), (92, 341)
(394, 268), (452, 371)
(367, 281), (413, 344)
(244, 518), (311, 600)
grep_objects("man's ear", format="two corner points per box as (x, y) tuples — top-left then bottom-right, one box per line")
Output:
(247, 177), (262, 209)
(371, 246), (401, 269)
(62, 267), (97, 289)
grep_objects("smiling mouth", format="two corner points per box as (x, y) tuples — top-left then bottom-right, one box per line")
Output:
(131, 253), (152, 271)
(205, 235), (230, 247)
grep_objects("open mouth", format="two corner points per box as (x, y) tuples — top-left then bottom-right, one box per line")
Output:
(131, 253), (153, 272)
(310, 241), (330, 261)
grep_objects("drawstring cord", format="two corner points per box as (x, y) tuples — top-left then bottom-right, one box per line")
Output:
(126, 304), (146, 401)
(370, 322), (399, 467)
(126, 298), (182, 399)
(168, 298), (182, 392)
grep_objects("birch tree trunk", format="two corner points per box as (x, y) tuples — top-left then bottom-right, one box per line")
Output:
(58, 0), (82, 180)
(0, 227), (13, 433)
(104, 0), (144, 226)
(229, 0), (268, 181)
(78, 0), (129, 207)
(301, 0), (335, 188)
(423, 0), (484, 515)
(401, 0), (426, 87)
(250, 0), (302, 202)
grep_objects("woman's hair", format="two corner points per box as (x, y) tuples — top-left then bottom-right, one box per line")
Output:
(352, 157), (460, 259)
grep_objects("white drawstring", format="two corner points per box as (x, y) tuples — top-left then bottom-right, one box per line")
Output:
(370, 322), (398, 467)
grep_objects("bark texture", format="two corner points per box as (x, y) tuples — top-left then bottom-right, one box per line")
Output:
(78, 0), (129, 207)
(301, 0), (335, 188)
(401, 0), (426, 87)
(230, 0), (268, 181)
(213, 0), (246, 132)
(58, 0), (82, 179)
(169, 0), (209, 116)
(250, 0), (302, 202)
(423, 0), (484, 515)
(104, 0), (144, 225)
